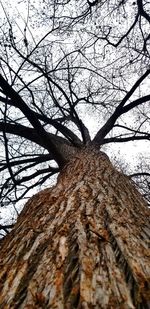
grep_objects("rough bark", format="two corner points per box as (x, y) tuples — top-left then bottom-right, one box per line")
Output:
(0, 148), (150, 308)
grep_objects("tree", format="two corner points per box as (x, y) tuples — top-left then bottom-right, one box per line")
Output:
(0, 0), (150, 307)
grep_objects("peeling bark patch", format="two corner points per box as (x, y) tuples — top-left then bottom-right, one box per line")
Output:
(11, 239), (51, 307)
(59, 236), (68, 262)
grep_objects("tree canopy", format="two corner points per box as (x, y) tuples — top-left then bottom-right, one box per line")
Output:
(0, 0), (149, 235)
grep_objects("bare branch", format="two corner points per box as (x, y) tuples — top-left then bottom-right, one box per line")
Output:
(0, 74), (66, 166)
(137, 0), (150, 22)
(103, 135), (150, 144)
(92, 70), (150, 145)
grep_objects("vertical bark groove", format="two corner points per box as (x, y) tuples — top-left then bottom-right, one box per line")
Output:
(0, 147), (149, 308)
(63, 235), (80, 307)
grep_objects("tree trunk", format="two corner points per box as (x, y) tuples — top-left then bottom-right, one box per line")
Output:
(0, 148), (150, 308)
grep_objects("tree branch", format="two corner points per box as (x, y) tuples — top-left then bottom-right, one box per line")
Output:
(92, 69), (150, 145)
(0, 154), (52, 172)
(103, 135), (150, 144)
(0, 95), (82, 147)
(130, 172), (150, 177)
(122, 95), (150, 114)
(0, 74), (66, 166)
(0, 122), (77, 161)
(137, 0), (150, 22)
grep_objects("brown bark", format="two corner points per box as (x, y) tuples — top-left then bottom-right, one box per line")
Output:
(0, 148), (150, 308)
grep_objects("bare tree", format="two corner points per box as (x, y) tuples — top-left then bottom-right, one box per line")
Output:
(0, 0), (149, 306)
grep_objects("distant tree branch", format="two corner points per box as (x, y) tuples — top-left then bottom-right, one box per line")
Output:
(0, 122), (76, 155)
(0, 95), (81, 146)
(103, 135), (150, 144)
(3, 98), (17, 187)
(113, 124), (149, 136)
(122, 95), (150, 114)
(0, 154), (52, 172)
(104, 14), (139, 47)
(117, 69), (150, 109)
(10, 167), (58, 186)
(92, 69), (150, 145)
(0, 74), (66, 166)
(130, 172), (150, 177)
(6, 44), (91, 145)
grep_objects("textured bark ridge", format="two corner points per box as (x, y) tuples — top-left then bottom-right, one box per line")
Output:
(0, 148), (150, 308)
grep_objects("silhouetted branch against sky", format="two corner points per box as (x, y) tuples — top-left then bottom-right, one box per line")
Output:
(0, 0), (149, 227)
